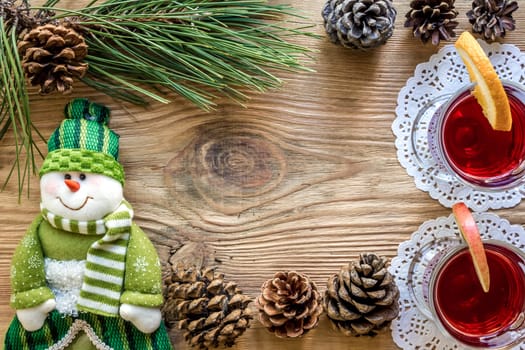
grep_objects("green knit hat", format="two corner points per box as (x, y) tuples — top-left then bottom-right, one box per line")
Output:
(39, 98), (124, 184)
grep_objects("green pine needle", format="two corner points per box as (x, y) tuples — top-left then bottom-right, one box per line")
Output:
(0, 15), (43, 199)
(41, 0), (317, 109)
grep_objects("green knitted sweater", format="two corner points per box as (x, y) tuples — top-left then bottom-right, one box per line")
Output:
(10, 215), (163, 311)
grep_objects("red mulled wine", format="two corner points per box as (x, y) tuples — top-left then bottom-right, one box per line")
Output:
(430, 242), (525, 348)
(435, 83), (525, 189)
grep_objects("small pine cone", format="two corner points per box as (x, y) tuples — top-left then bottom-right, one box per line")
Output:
(467, 0), (518, 41)
(404, 0), (459, 45)
(324, 253), (399, 336)
(0, 1), (37, 34)
(18, 23), (88, 94)
(255, 271), (323, 338)
(322, 0), (396, 50)
(162, 264), (252, 349)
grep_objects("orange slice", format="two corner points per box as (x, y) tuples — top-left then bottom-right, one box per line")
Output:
(452, 202), (490, 293)
(454, 31), (512, 131)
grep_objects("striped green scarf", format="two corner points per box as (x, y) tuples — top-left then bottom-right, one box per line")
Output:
(41, 200), (133, 317)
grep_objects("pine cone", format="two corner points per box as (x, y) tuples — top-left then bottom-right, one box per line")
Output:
(322, 0), (396, 49)
(162, 264), (252, 349)
(18, 23), (88, 94)
(467, 0), (518, 41)
(404, 0), (459, 45)
(324, 253), (399, 336)
(255, 271), (323, 338)
(0, 1), (38, 34)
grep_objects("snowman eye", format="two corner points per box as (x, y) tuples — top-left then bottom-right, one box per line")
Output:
(64, 174), (72, 180)
(79, 173), (86, 181)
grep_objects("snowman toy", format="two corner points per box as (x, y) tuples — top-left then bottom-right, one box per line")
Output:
(4, 99), (172, 350)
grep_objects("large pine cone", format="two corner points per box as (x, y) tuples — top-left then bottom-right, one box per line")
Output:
(322, 0), (396, 49)
(162, 264), (252, 349)
(18, 23), (88, 94)
(404, 0), (459, 45)
(324, 253), (399, 336)
(255, 271), (323, 338)
(467, 0), (518, 41)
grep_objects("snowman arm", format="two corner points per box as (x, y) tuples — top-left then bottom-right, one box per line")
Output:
(10, 216), (55, 310)
(119, 224), (164, 334)
(16, 299), (56, 331)
(120, 304), (161, 333)
(121, 224), (164, 308)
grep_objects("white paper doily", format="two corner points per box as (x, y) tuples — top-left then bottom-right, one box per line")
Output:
(389, 212), (525, 350)
(392, 41), (525, 211)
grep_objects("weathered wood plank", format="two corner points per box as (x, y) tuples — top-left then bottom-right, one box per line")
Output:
(2, 0), (525, 349)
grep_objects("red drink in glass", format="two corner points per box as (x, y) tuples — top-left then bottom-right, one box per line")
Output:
(430, 242), (525, 348)
(431, 82), (525, 189)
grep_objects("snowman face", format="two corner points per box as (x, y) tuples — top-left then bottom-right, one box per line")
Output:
(41, 171), (123, 221)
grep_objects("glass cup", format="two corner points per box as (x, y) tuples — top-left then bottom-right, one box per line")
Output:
(411, 239), (525, 349)
(428, 81), (525, 190)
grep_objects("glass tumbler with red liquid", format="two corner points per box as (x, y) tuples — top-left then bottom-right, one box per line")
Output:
(428, 240), (525, 349)
(428, 81), (525, 190)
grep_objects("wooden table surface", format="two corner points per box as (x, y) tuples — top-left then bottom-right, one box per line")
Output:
(3, 0), (525, 349)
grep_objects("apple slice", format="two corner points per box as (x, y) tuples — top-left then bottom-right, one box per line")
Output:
(452, 202), (490, 293)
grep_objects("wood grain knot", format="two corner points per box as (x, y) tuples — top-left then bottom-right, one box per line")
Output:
(164, 124), (286, 215)
(200, 136), (283, 192)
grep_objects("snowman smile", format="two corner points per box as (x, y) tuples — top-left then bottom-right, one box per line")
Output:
(57, 196), (93, 211)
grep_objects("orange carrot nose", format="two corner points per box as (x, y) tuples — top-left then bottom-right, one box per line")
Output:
(64, 179), (80, 192)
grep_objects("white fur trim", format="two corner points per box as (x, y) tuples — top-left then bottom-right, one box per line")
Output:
(44, 259), (86, 316)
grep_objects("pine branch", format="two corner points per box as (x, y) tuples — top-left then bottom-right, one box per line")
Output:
(41, 0), (316, 109)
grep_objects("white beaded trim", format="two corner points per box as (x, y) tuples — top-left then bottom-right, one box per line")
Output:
(49, 319), (112, 350)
